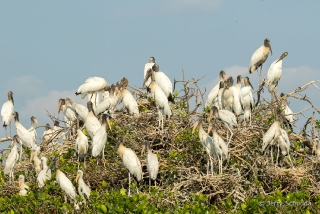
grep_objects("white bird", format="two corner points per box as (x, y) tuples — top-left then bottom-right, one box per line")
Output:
(142, 141), (159, 187)
(117, 78), (140, 117)
(144, 68), (172, 133)
(314, 138), (320, 163)
(249, 38), (272, 75)
(18, 175), (30, 196)
(116, 136), (143, 196)
(75, 77), (107, 99)
(76, 170), (91, 204)
(192, 119), (215, 176)
(75, 129), (89, 167)
(276, 128), (293, 167)
(37, 157), (51, 188)
(10, 112), (35, 148)
(92, 114), (111, 166)
(28, 116), (39, 145)
(1, 91), (14, 135)
(208, 106), (237, 146)
(280, 93), (295, 130)
(58, 98), (77, 140)
(102, 90), (110, 101)
(229, 75), (243, 115)
(94, 84), (121, 115)
(85, 101), (101, 139)
(65, 97), (88, 121)
(221, 77), (234, 111)
(56, 169), (79, 209)
(143, 57), (174, 103)
(207, 119), (228, 174)
(42, 122), (64, 146)
(4, 135), (19, 182)
(30, 146), (41, 175)
(267, 52), (288, 99)
(261, 121), (281, 163)
(205, 70), (227, 108)
(240, 77), (254, 126)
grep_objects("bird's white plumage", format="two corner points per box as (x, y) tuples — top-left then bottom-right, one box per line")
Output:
(56, 169), (77, 200)
(76, 170), (91, 202)
(14, 119), (35, 148)
(28, 117), (38, 146)
(88, 93), (101, 109)
(267, 59), (283, 93)
(84, 111), (101, 139)
(66, 98), (88, 121)
(122, 149), (143, 181)
(1, 98), (14, 127)
(18, 175), (30, 196)
(146, 148), (159, 181)
(278, 128), (290, 156)
(230, 81), (242, 115)
(150, 82), (172, 118)
(120, 89), (139, 116)
(91, 122), (107, 158)
(218, 110), (238, 127)
(262, 121), (281, 153)
(37, 157), (51, 188)
(76, 77), (107, 95)
(31, 146), (41, 175)
(4, 139), (19, 178)
(75, 129), (89, 161)
(240, 86), (254, 122)
(249, 46), (265, 73)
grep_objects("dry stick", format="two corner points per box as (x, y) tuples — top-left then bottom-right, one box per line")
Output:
(0, 136), (13, 143)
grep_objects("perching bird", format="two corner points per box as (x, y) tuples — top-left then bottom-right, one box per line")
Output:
(76, 170), (91, 204)
(18, 175), (30, 196)
(144, 68), (172, 133)
(117, 78), (140, 117)
(192, 119), (215, 176)
(65, 97), (88, 121)
(30, 146), (41, 175)
(75, 77), (107, 99)
(92, 114), (111, 166)
(221, 77), (234, 111)
(116, 136), (143, 196)
(207, 119), (229, 174)
(267, 52), (288, 99)
(280, 93), (295, 130)
(143, 57), (174, 103)
(75, 129), (89, 167)
(314, 138), (320, 163)
(276, 128), (293, 167)
(205, 71), (227, 108)
(261, 120), (281, 163)
(1, 91), (14, 135)
(208, 106), (237, 146)
(10, 112), (36, 149)
(240, 77), (254, 126)
(84, 101), (101, 139)
(4, 135), (20, 182)
(28, 116), (39, 145)
(37, 157), (51, 188)
(142, 141), (159, 187)
(249, 38), (272, 75)
(94, 84), (121, 115)
(229, 75), (243, 115)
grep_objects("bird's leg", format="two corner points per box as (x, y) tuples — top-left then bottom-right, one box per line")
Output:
(149, 178), (151, 188)
(206, 156), (209, 177)
(157, 107), (161, 133)
(90, 93), (94, 100)
(102, 146), (106, 167)
(276, 144), (280, 166)
(271, 147), (274, 165)
(128, 172), (131, 196)
(5, 126), (7, 137)
(210, 157), (213, 176)
(161, 111), (164, 133)
(288, 155), (294, 168)
(64, 194), (67, 203)
(154, 180), (156, 187)
(9, 122), (11, 137)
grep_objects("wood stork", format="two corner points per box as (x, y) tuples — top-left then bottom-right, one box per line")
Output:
(221, 77), (234, 111)
(208, 106), (237, 146)
(141, 141), (159, 187)
(56, 169), (79, 209)
(217, 81), (225, 110)
(249, 38), (272, 75)
(315, 138), (320, 163)
(37, 157), (51, 188)
(92, 114), (111, 166)
(145, 68), (172, 133)
(116, 136), (143, 196)
(207, 119), (228, 174)
(276, 128), (293, 167)
(205, 71), (227, 108)
(65, 97), (88, 121)
(18, 175), (30, 196)
(4, 135), (19, 182)
(75, 129), (89, 167)
(261, 121), (281, 164)
(144, 62), (174, 103)
(229, 75), (243, 115)
(192, 119), (215, 176)
(94, 84), (121, 115)
(1, 91), (14, 136)
(28, 116), (39, 145)
(75, 77), (107, 99)
(280, 93), (295, 130)
(10, 112), (36, 148)
(240, 77), (254, 126)
(267, 52), (288, 100)
(102, 90), (110, 101)
(85, 101), (101, 139)
(117, 78), (140, 117)
(76, 170), (91, 204)
(58, 98), (77, 139)
(30, 146), (41, 175)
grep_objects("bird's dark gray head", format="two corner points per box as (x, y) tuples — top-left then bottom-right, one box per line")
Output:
(226, 76), (234, 87)
(219, 81), (225, 89)
(208, 106), (219, 123)
(152, 63), (159, 72)
(219, 70), (227, 81)
(13, 112), (19, 121)
(149, 57), (155, 63)
(87, 101), (94, 112)
(264, 38), (272, 55)
(237, 75), (243, 84)
(276, 52), (288, 63)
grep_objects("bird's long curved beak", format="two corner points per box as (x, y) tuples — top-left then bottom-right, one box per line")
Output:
(143, 69), (152, 87)
(269, 45), (272, 55)
(30, 151), (34, 162)
(107, 117), (112, 131)
(192, 121), (198, 134)
(18, 179), (22, 188)
(75, 173), (80, 183)
(207, 110), (213, 123)
(34, 118), (39, 127)
(207, 123), (213, 135)
(141, 145), (146, 155)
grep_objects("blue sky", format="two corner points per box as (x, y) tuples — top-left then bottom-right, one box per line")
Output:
(1, 1), (319, 149)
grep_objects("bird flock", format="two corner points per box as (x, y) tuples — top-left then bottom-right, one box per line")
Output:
(0, 38), (302, 208)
